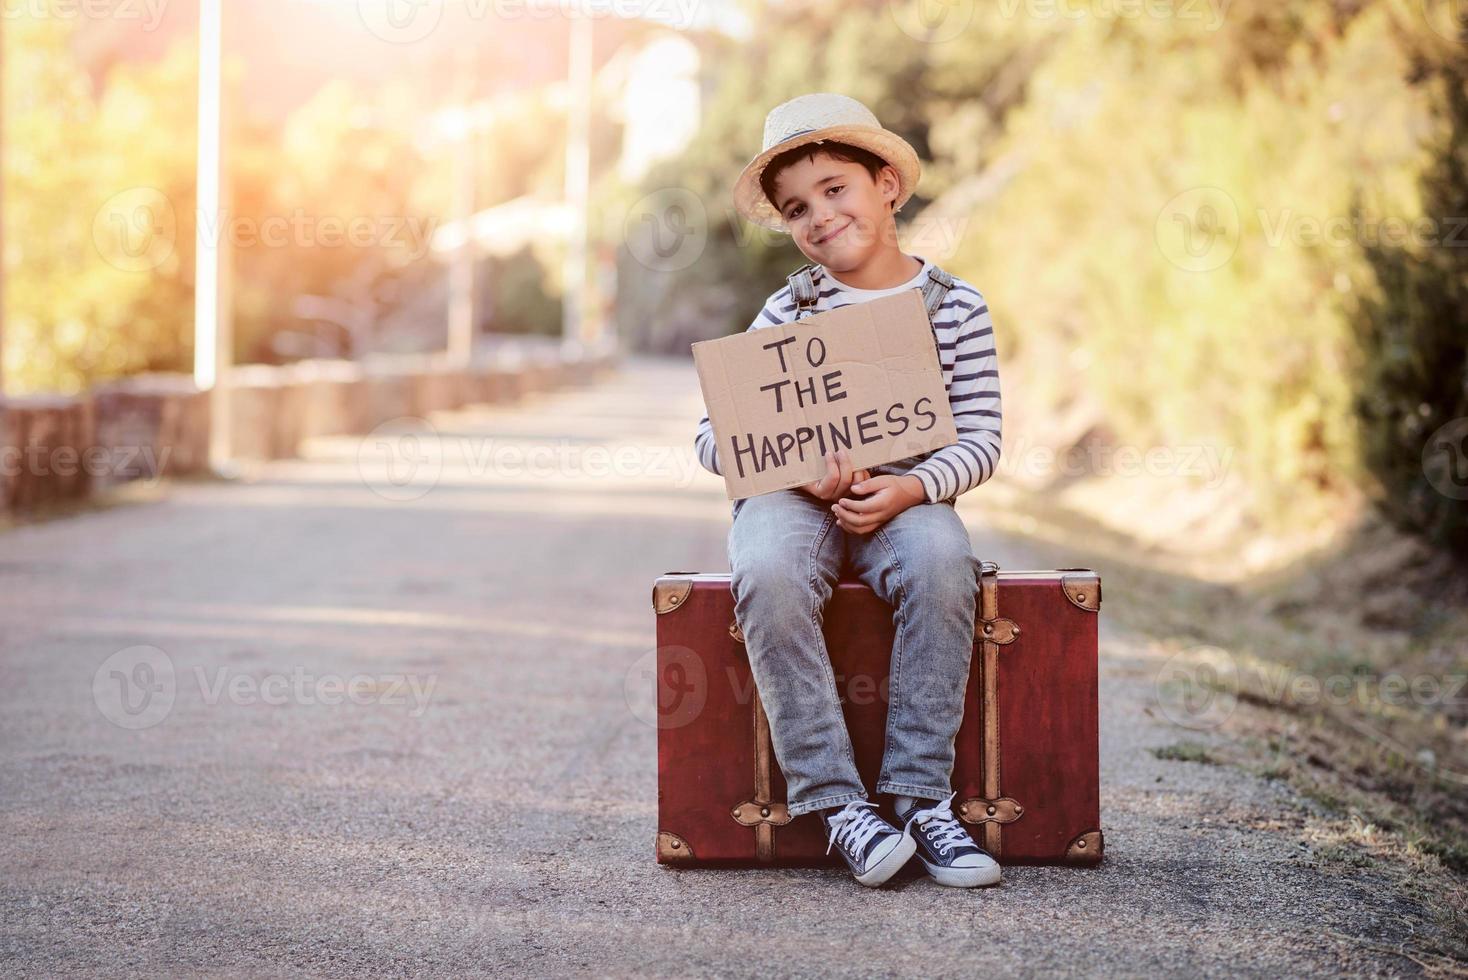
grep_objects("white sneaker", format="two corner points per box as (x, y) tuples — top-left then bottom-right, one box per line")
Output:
(822, 800), (917, 887)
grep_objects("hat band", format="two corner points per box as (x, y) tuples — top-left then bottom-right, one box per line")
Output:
(774, 126), (820, 145)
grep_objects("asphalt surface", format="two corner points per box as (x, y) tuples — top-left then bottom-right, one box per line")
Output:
(0, 355), (1452, 977)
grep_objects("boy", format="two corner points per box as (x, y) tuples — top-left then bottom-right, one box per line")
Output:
(693, 94), (1004, 888)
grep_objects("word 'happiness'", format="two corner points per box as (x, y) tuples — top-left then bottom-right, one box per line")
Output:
(728, 335), (939, 478)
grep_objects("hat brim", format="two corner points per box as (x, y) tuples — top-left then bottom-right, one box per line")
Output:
(732, 124), (921, 233)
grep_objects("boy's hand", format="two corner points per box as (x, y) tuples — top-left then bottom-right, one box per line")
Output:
(800, 449), (868, 503)
(832, 474), (928, 535)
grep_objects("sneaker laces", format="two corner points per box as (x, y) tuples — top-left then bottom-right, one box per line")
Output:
(907, 792), (972, 855)
(824, 801), (889, 858)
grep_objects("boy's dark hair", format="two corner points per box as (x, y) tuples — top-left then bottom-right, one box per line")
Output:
(759, 139), (894, 218)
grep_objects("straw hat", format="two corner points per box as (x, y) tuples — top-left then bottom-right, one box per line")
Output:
(732, 93), (922, 233)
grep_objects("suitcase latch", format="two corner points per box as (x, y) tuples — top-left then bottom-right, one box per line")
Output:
(978, 616), (1020, 645)
(957, 796), (1024, 825)
(731, 800), (792, 826)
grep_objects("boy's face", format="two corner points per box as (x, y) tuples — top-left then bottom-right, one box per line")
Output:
(769, 153), (902, 271)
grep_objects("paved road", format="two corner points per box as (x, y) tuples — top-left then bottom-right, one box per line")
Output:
(0, 356), (1450, 977)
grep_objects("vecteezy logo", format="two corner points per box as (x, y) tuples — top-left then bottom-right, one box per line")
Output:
(93, 187), (178, 273)
(1153, 644), (1238, 731)
(1155, 186), (1241, 272)
(1421, 0), (1468, 40)
(889, 0), (975, 44)
(93, 645), (177, 730)
(624, 188), (708, 273)
(357, 0), (444, 44)
(357, 416), (444, 502)
(1423, 417), (1468, 500)
(624, 645), (707, 729)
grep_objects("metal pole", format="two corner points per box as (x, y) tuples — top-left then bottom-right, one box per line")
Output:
(447, 47), (476, 366)
(196, 0), (233, 470)
(562, 13), (593, 352)
(0, 15), (6, 401)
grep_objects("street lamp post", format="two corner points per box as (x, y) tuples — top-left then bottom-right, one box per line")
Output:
(196, 0), (234, 472)
(447, 46), (477, 367)
(0, 15), (6, 402)
(562, 13), (593, 354)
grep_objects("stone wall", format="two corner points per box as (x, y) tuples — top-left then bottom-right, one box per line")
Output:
(0, 347), (618, 512)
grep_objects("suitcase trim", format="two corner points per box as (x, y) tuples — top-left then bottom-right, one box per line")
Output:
(652, 576), (694, 614)
(1058, 569), (1102, 611)
(1065, 828), (1104, 865)
(657, 830), (697, 864)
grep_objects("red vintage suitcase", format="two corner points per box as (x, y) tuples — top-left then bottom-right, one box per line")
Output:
(652, 562), (1103, 867)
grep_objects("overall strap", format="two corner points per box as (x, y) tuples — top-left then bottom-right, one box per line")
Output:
(786, 263), (820, 320)
(919, 264), (955, 321)
(788, 261), (953, 327)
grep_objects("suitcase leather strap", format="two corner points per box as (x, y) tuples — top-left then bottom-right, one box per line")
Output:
(958, 561), (1025, 855)
(730, 619), (791, 862)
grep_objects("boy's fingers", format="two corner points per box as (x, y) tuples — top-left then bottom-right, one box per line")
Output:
(833, 501), (879, 525)
(820, 452), (840, 497)
(836, 494), (882, 514)
(835, 450), (854, 494)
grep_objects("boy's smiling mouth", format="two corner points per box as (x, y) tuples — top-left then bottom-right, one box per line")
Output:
(814, 221), (852, 245)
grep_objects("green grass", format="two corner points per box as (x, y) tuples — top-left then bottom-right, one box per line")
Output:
(1151, 741), (1220, 765)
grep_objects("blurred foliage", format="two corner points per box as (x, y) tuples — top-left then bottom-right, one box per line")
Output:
(615, 0), (1468, 552)
(484, 247), (562, 337)
(1353, 28), (1468, 557)
(2, 14), (570, 394)
(3, 16), (197, 394)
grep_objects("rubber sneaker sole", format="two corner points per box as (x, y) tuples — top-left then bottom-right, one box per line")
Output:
(916, 852), (1002, 888)
(853, 832), (918, 888)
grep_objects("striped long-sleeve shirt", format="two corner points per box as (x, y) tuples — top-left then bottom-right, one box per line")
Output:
(694, 256), (1003, 503)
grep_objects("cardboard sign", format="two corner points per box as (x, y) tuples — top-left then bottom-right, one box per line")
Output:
(692, 288), (959, 499)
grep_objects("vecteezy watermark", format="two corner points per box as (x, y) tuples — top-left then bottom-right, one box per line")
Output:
(1154, 645), (1240, 731)
(93, 645), (177, 730)
(887, 0), (977, 45)
(355, 416), (707, 501)
(618, 186), (974, 262)
(1155, 186), (1242, 272)
(1, 0), (170, 29)
(725, 204), (973, 257)
(1158, 189), (1468, 270)
(1422, 417), (1468, 500)
(357, 417), (445, 502)
(1257, 209), (1468, 249)
(999, 433), (1235, 489)
(92, 188), (438, 273)
(92, 645), (438, 729)
(1154, 644), (1468, 732)
(625, 646), (709, 730)
(1421, 0), (1468, 41)
(0, 443), (173, 485)
(456, 437), (705, 487)
(623, 187), (709, 273)
(994, 0), (1230, 30)
(627, 644), (963, 730)
(194, 665), (436, 717)
(93, 188), (178, 274)
(356, 0), (701, 44)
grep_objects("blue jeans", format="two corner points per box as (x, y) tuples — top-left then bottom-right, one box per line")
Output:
(727, 487), (980, 818)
